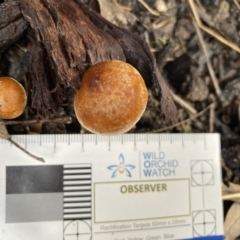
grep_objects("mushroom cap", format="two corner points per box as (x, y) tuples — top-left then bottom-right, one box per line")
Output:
(74, 60), (148, 135)
(0, 77), (27, 119)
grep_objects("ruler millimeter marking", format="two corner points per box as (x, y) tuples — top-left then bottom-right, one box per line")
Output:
(0, 133), (210, 151)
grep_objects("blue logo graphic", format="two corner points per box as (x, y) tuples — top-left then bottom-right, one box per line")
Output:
(107, 154), (135, 178)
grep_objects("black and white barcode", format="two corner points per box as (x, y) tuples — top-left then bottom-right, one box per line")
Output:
(63, 164), (92, 221)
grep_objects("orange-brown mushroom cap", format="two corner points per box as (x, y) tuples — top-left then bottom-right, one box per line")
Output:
(74, 60), (148, 135)
(0, 77), (27, 119)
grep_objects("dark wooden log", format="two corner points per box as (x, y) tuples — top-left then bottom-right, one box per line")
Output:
(0, 0), (28, 53)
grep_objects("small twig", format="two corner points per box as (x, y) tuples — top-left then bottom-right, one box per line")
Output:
(1, 116), (72, 125)
(150, 103), (214, 133)
(170, 91), (197, 114)
(113, 0), (132, 11)
(179, 109), (188, 132)
(218, 54), (225, 80)
(144, 31), (161, 52)
(152, 17), (176, 30)
(1, 118), (45, 162)
(195, 0), (206, 13)
(192, 17), (221, 96)
(188, 0), (240, 54)
(137, 0), (160, 16)
(8, 138), (45, 162)
(178, 34), (187, 53)
(222, 193), (240, 201)
(233, 0), (240, 12)
(209, 103), (215, 133)
(209, 94), (215, 132)
(14, 43), (28, 53)
(194, 3), (214, 28)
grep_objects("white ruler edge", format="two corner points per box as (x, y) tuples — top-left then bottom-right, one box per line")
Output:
(0, 133), (220, 145)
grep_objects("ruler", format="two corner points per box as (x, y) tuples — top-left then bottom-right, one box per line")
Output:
(0, 134), (224, 240)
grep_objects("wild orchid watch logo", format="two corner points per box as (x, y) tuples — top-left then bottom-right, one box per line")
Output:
(107, 153), (135, 178)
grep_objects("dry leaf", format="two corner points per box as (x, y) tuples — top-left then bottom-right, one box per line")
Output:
(223, 182), (240, 195)
(224, 202), (240, 240)
(98, 0), (136, 27)
(155, 0), (168, 12)
(0, 121), (10, 140)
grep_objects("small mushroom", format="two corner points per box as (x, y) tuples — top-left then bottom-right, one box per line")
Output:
(74, 60), (148, 135)
(0, 77), (27, 119)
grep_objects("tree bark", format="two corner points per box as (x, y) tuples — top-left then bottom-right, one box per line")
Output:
(0, 0), (28, 53)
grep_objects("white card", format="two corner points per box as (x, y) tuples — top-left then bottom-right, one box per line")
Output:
(0, 134), (224, 240)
